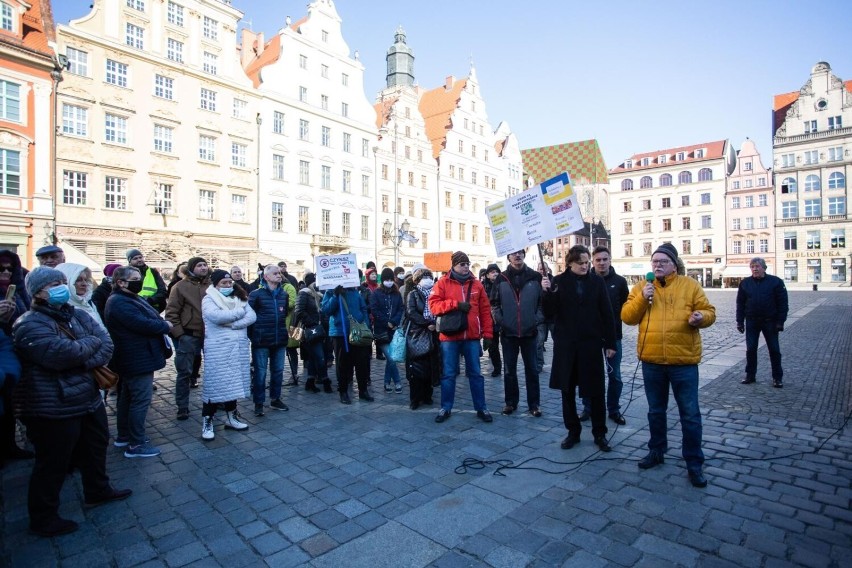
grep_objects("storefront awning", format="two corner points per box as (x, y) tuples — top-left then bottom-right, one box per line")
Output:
(721, 265), (751, 278)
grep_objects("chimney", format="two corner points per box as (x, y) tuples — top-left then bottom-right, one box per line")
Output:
(445, 75), (454, 90)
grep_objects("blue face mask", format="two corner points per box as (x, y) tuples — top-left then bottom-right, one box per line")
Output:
(47, 285), (70, 306)
(219, 287), (234, 297)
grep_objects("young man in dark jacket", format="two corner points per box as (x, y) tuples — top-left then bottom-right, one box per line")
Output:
(736, 257), (788, 388)
(490, 250), (544, 417)
(482, 263), (502, 377)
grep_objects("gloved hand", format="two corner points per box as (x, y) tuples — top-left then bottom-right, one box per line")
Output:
(776, 323), (784, 332)
(736, 323), (744, 334)
(482, 338), (492, 352)
(334, 285), (344, 296)
(457, 301), (471, 313)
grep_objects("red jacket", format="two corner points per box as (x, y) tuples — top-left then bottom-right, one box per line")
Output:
(428, 272), (493, 342)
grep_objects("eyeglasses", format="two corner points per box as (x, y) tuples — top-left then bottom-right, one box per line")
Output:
(457, 262), (470, 267)
(651, 260), (671, 266)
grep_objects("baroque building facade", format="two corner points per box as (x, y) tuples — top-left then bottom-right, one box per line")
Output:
(54, 0), (260, 271)
(773, 61), (850, 286)
(0, 0), (58, 265)
(723, 138), (774, 286)
(608, 140), (736, 285)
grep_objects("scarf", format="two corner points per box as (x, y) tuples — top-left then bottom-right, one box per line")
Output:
(205, 285), (245, 320)
(417, 284), (435, 322)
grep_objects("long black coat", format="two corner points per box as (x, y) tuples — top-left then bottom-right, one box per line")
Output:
(543, 270), (616, 398)
(105, 289), (171, 376)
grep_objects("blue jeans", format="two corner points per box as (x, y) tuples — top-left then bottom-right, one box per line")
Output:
(252, 345), (286, 404)
(583, 340), (623, 415)
(377, 342), (401, 386)
(303, 339), (328, 381)
(642, 362), (704, 471)
(501, 335), (540, 410)
(175, 334), (203, 411)
(439, 339), (487, 412)
(745, 319), (783, 381)
(115, 372), (153, 446)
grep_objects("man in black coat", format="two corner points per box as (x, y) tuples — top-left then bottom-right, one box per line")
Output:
(736, 257), (788, 388)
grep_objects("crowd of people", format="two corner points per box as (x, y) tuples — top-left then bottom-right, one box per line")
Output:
(1, 239), (789, 536)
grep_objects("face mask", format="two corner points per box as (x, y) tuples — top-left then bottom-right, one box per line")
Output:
(47, 285), (70, 306)
(383, 281), (394, 288)
(219, 287), (234, 296)
(419, 278), (434, 288)
(127, 280), (143, 294)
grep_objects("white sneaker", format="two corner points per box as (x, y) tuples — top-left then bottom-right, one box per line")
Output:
(201, 416), (215, 440)
(224, 410), (248, 431)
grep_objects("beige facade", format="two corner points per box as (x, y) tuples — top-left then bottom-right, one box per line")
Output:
(724, 139), (774, 285)
(55, 0), (260, 272)
(773, 62), (851, 287)
(608, 140), (736, 285)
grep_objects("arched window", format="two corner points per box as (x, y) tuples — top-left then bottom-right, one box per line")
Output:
(678, 171), (692, 184)
(640, 176), (653, 189)
(698, 168), (713, 182)
(781, 177), (797, 193)
(828, 172), (846, 189)
(804, 174), (821, 192)
(659, 173), (672, 187)
(621, 179), (633, 191)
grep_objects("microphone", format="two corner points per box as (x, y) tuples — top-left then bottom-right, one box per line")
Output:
(645, 272), (655, 305)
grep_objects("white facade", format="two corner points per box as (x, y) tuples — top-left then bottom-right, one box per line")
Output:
(725, 139), (774, 283)
(608, 141), (735, 285)
(773, 61), (851, 286)
(55, 0), (259, 270)
(248, 0), (377, 274)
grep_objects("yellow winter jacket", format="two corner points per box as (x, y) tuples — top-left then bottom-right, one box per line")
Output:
(621, 273), (716, 365)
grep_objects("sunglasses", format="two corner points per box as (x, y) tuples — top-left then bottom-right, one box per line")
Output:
(0, 266), (12, 273)
(457, 262), (470, 267)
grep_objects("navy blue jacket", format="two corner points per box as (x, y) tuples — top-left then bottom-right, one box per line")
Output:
(248, 285), (289, 347)
(370, 286), (404, 337)
(104, 289), (171, 376)
(736, 275), (789, 326)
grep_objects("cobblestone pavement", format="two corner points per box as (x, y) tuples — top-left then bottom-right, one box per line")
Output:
(2, 291), (850, 567)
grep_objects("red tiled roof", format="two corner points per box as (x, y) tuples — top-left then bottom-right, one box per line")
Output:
(373, 96), (398, 131)
(609, 140), (727, 173)
(0, 0), (55, 58)
(244, 34), (280, 88)
(773, 80), (852, 133)
(419, 77), (467, 159)
(522, 140), (608, 186)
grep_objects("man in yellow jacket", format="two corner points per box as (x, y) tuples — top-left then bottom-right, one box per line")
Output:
(621, 243), (716, 488)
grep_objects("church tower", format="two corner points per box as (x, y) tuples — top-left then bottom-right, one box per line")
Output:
(386, 26), (415, 88)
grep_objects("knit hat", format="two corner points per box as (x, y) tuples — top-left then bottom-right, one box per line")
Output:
(414, 268), (433, 283)
(103, 263), (122, 277)
(380, 267), (395, 282)
(451, 251), (470, 266)
(125, 248), (143, 262)
(653, 243), (679, 264)
(187, 256), (207, 275)
(25, 266), (66, 297)
(410, 263), (427, 281)
(304, 272), (316, 286)
(210, 269), (230, 286)
(486, 263), (500, 275)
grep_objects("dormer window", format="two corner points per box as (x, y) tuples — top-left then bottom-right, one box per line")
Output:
(625, 159), (633, 168)
(641, 157), (650, 166)
(676, 152), (685, 161)
(695, 149), (704, 159)
(1, 3), (14, 31)
(659, 155), (667, 164)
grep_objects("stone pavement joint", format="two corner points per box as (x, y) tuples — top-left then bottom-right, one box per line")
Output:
(1, 291), (851, 567)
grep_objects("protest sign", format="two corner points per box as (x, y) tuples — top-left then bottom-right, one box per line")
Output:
(485, 172), (584, 256)
(315, 253), (360, 290)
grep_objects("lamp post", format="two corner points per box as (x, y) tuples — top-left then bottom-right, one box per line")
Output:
(383, 218), (410, 266)
(255, 112), (262, 255)
(49, 54), (68, 247)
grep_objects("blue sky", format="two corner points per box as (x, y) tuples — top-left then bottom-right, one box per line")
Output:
(55, 0), (851, 172)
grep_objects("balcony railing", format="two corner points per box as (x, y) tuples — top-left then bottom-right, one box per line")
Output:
(774, 125), (852, 146)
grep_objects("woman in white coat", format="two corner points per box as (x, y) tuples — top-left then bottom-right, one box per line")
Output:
(200, 269), (256, 440)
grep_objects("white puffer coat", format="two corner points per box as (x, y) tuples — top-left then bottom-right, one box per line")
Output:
(201, 287), (256, 403)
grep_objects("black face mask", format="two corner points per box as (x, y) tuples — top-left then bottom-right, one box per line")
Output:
(127, 280), (143, 294)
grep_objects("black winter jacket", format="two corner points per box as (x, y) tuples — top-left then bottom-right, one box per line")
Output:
(12, 303), (113, 418)
(601, 267), (630, 340)
(490, 265), (543, 337)
(370, 286), (403, 338)
(736, 275), (789, 325)
(294, 285), (322, 328)
(104, 289), (171, 376)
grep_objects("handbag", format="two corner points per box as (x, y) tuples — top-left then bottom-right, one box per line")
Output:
(57, 324), (119, 389)
(163, 334), (174, 359)
(373, 329), (391, 344)
(406, 325), (434, 358)
(302, 323), (325, 343)
(340, 296), (373, 347)
(435, 281), (472, 335)
(388, 325), (407, 362)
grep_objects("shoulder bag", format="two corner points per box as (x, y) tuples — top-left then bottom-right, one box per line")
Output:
(435, 280), (472, 335)
(340, 295), (373, 347)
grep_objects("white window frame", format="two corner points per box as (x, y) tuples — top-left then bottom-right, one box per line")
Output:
(232, 98), (247, 120)
(231, 142), (247, 168)
(167, 38), (183, 63)
(66, 47), (88, 76)
(200, 88), (216, 111)
(154, 75), (174, 100)
(0, 80), (20, 122)
(62, 170), (88, 206)
(198, 189), (216, 220)
(62, 104), (88, 137)
(203, 16), (218, 40)
(198, 135), (216, 161)
(104, 113), (127, 144)
(104, 176), (127, 210)
(230, 194), (247, 222)
(272, 154), (285, 180)
(105, 60), (128, 88)
(0, 148), (20, 195)
(153, 125), (173, 153)
(203, 51), (218, 75)
(126, 23), (144, 50)
(167, 1), (184, 26)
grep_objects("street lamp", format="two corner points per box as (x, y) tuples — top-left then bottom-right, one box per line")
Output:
(383, 218), (412, 266)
